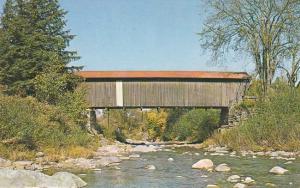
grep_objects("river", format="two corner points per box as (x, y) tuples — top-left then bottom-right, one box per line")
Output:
(77, 147), (300, 188)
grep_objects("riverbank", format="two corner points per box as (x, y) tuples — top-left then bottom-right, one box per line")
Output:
(0, 139), (299, 172)
(0, 139), (299, 187)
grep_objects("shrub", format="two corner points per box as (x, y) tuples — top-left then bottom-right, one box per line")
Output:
(34, 65), (88, 127)
(212, 84), (300, 151)
(146, 110), (168, 141)
(0, 95), (97, 160)
(99, 109), (146, 141)
(167, 109), (220, 143)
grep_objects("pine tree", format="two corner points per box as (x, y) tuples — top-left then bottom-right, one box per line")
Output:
(0, 0), (79, 96)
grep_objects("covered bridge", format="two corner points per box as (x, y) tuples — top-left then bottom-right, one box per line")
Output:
(77, 71), (250, 126)
(77, 71), (250, 108)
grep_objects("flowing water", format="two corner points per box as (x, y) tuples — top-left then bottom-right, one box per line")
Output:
(77, 147), (300, 188)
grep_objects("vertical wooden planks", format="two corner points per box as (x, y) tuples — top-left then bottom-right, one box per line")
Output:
(84, 79), (248, 108)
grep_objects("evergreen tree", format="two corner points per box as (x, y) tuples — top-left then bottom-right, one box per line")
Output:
(0, 0), (79, 96)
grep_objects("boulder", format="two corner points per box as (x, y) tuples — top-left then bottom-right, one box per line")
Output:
(62, 158), (96, 169)
(0, 169), (86, 188)
(129, 154), (140, 158)
(48, 172), (87, 187)
(125, 139), (148, 145)
(145, 165), (156, 170)
(0, 158), (12, 168)
(74, 158), (96, 169)
(13, 161), (33, 170)
(243, 177), (255, 184)
(120, 156), (130, 160)
(96, 156), (121, 167)
(206, 185), (220, 188)
(210, 153), (224, 156)
(168, 158), (174, 162)
(96, 145), (123, 155)
(192, 159), (213, 170)
(233, 183), (247, 188)
(265, 183), (276, 187)
(227, 175), (241, 183)
(215, 163), (230, 172)
(269, 166), (288, 175)
(132, 145), (157, 153)
(284, 161), (293, 165)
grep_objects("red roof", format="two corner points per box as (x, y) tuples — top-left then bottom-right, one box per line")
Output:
(76, 71), (250, 80)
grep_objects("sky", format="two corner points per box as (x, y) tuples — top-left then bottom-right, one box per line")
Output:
(0, 0), (254, 72)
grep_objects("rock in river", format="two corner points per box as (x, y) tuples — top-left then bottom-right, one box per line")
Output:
(269, 166), (288, 175)
(168, 158), (174, 162)
(145, 165), (156, 170)
(96, 156), (122, 167)
(192, 159), (214, 170)
(227, 175), (241, 183)
(129, 154), (140, 158)
(206, 184), (220, 188)
(132, 145), (158, 153)
(233, 183), (247, 188)
(243, 177), (255, 184)
(215, 163), (230, 172)
(0, 169), (86, 188)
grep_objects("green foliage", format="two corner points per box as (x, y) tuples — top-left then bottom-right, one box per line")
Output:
(99, 108), (221, 143)
(99, 109), (146, 141)
(212, 84), (300, 151)
(163, 108), (189, 140)
(0, 0), (79, 95)
(166, 109), (220, 143)
(0, 94), (96, 159)
(0, 0), (94, 160)
(146, 110), (168, 141)
(56, 86), (88, 126)
(34, 64), (81, 105)
(34, 64), (87, 126)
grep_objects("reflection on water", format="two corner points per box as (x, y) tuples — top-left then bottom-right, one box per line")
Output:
(80, 147), (300, 188)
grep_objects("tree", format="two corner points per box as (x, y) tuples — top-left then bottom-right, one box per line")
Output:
(33, 62), (81, 105)
(278, 44), (300, 88)
(199, 0), (300, 92)
(0, 0), (79, 96)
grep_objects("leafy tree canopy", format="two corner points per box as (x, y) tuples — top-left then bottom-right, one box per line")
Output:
(199, 0), (300, 90)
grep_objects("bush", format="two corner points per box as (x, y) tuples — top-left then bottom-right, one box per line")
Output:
(146, 110), (168, 141)
(212, 84), (300, 151)
(166, 109), (220, 143)
(34, 65), (88, 127)
(99, 109), (146, 141)
(0, 95), (98, 160)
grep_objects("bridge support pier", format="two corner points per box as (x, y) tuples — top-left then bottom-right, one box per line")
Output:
(86, 109), (98, 134)
(220, 107), (229, 126)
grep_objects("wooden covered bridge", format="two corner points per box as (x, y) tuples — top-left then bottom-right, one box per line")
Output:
(77, 71), (250, 126)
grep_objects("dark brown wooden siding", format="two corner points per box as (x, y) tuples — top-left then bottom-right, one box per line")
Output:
(85, 81), (116, 107)
(84, 79), (248, 108)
